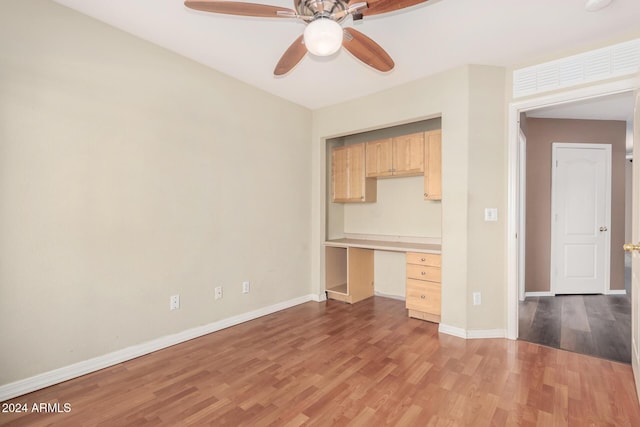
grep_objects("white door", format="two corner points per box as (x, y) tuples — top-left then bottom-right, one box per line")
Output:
(551, 143), (611, 294)
(628, 90), (640, 401)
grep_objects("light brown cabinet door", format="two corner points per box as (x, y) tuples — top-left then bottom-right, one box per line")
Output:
(347, 143), (366, 202)
(332, 146), (349, 202)
(393, 132), (424, 176)
(332, 143), (376, 203)
(365, 139), (393, 178)
(424, 130), (442, 201)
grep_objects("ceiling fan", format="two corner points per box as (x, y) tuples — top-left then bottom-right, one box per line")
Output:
(184, 0), (429, 75)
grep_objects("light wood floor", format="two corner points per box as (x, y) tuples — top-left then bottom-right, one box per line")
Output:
(2, 297), (640, 426)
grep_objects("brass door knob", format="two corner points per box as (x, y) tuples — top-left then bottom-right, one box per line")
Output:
(623, 243), (640, 252)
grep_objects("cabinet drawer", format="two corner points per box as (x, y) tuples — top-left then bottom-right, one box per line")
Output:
(406, 252), (441, 267)
(406, 279), (441, 315)
(406, 264), (441, 282)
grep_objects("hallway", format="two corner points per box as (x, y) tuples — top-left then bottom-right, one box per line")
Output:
(519, 294), (631, 363)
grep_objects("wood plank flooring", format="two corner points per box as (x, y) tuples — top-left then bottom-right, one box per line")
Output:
(519, 295), (631, 364)
(2, 297), (640, 426)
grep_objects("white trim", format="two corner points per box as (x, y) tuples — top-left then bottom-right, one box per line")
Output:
(438, 324), (506, 339)
(507, 76), (638, 341)
(524, 291), (554, 297)
(634, 333), (640, 402)
(438, 323), (467, 338)
(310, 292), (327, 302)
(606, 289), (628, 295)
(518, 129), (527, 302)
(467, 329), (507, 339)
(0, 294), (318, 402)
(374, 291), (405, 301)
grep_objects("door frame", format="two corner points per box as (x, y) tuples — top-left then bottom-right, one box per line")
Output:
(506, 77), (638, 340)
(518, 129), (526, 301)
(549, 142), (612, 295)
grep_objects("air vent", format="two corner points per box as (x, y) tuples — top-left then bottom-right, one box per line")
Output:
(513, 38), (640, 98)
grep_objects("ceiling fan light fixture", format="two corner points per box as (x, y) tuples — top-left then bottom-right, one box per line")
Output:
(584, 0), (613, 12)
(303, 18), (343, 56)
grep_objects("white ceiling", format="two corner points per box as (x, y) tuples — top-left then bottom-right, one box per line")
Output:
(526, 92), (635, 122)
(51, 0), (640, 110)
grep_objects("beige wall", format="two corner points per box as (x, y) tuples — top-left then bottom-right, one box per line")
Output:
(311, 65), (507, 331)
(524, 118), (627, 292)
(0, 0), (312, 386)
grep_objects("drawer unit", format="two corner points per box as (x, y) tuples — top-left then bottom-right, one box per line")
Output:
(406, 252), (441, 323)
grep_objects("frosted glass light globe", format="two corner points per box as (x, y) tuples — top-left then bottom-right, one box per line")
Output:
(584, 0), (613, 11)
(304, 18), (343, 57)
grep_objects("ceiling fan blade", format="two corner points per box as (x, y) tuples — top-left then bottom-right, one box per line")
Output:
(350, 0), (429, 16)
(342, 27), (394, 72)
(274, 35), (307, 76)
(185, 0), (296, 18)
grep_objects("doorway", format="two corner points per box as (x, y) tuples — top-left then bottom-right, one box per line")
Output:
(509, 88), (635, 364)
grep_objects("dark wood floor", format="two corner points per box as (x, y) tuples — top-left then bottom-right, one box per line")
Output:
(519, 295), (631, 364)
(2, 297), (640, 426)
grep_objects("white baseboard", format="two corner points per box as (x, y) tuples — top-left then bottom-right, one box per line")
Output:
(438, 324), (506, 339)
(438, 323), (467, 338)
(0, 294), (318, 402)
(467, 329), (506, 339)
(374, 291), (405, 301)
(310, 292), (327, 302)
(525, 290), (627, 297)
(525, 291), (554, 297)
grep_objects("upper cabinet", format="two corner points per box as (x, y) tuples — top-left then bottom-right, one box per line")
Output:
(424, 130), (442, 201)
(332, 143), (377, 203)
(393, 133), (425, 176)
(365, 132), (424, 178)
(331, 129), (441, 203)
(365, 138), (394, 178)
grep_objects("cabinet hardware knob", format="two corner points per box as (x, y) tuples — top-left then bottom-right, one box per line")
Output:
(420, 257), (426, 262)
(424, 193), (429, 197)
(421, 295), (426, 299)
(421, 271), (426, 275)
(599, 226), (608, 232)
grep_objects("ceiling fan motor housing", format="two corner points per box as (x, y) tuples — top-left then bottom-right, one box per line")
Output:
(296, 0), (351, 23)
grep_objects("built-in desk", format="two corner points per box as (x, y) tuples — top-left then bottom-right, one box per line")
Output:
(323, 239), (442, 315)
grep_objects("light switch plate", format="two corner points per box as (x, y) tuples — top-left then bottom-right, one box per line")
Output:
(484, 208), (498, 222)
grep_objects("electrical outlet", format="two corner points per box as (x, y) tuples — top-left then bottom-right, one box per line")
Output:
(473, 292), (481, 306)
(170, 294), (180, 310)
(242, 281), (250, 294)
(215, 286), (223, 300)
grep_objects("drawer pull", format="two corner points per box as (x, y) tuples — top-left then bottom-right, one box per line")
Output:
(421, 271), (426, 275)
(420, 257), (426, 262)
(420, 295), (426, 299)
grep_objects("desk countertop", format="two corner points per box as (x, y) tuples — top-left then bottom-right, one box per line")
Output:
(324, 238), (441, 254)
